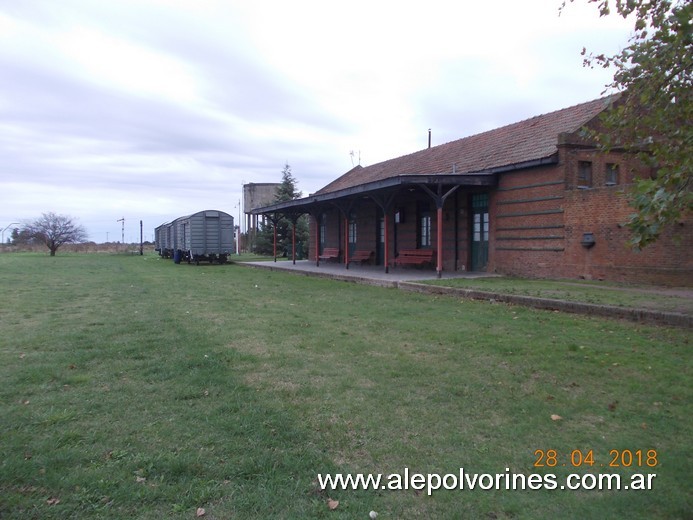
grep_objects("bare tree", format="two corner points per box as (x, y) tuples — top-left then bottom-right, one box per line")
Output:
(23, 212), (88, 256)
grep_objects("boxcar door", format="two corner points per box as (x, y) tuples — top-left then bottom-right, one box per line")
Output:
(205, 215), (221, 251)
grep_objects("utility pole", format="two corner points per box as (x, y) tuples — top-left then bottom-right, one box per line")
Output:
(117, 217), (125, 249)
(139, 220), (143, 255)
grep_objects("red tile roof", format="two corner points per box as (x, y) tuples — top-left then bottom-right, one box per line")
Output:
(316, 96), (617, 195)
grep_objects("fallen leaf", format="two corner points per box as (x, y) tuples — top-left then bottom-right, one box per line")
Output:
(327, 498), (339, 510)
(136, 476), (146, 483)
(46, 497), (61, 506)
(608, 401), (618, 412)
(196, 507), (206, 517)
(550, 414), (563, 421)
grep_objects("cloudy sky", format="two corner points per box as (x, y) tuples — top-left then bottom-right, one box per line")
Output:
(0, 0), (634, 243)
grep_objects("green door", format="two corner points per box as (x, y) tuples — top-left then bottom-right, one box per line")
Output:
(348, 218), (357, 258)
(471, 193), (489, 271)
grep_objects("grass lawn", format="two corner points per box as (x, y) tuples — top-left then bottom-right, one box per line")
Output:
(228, 253), (292, 263)
(423, 276), (693, 315)
(0, 253), (690, 519)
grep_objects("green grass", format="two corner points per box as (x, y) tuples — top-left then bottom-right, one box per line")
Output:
(231, 253), (291, 262)
(0, 252), (690, 519)
(424, 276), (693, 315)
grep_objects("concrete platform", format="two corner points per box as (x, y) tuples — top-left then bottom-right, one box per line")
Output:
(236, 259), (691, 328)
(237, 259), (495, 287)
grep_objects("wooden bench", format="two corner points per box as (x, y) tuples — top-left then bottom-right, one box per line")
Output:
(394, 249), (435, 267)
(318, 247), (340, 262)
(349, 250), (374, 265)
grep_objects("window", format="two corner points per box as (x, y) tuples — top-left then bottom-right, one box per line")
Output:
(578, 161), (592, 188)
(420, 214), (431, 247)
(472, 193), (489, 243)
(605, 163), (619, 185)
(418, 204), (431, 248)
(348, 219), (357, 244)
(395, 208), (405, 224)
(319, 214), (326, 245)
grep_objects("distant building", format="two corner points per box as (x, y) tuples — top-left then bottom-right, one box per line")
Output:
(243, 183), (281, 233)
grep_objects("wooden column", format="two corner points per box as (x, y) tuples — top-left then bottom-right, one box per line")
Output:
(344, 216), (350, 269)
(436, 206), (443, 278)
(420, 184), (460, 279)
(292, 220), (296, 264)
(384, 211), (390, 273)
(314, 213), (321, 266)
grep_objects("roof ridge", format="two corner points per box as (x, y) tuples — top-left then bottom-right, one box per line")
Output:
(314, 94), (620, 195)
(444, 94), (617, 145)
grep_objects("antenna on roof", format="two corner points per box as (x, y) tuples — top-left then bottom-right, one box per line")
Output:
(428, 129), (431, 149)
(349, 150), (361, 167)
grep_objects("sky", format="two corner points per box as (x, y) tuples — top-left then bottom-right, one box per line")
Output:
(0, 0), (635, 243)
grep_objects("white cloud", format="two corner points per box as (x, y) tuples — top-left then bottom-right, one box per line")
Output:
(0, 0), (635, 241)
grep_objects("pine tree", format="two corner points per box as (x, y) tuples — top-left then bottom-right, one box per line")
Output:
(254, 163), (309, 257)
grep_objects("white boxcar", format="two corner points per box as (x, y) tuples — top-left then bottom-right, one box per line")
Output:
(173, 210), (234, 264)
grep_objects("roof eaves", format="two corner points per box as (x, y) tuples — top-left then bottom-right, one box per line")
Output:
(251, 172), (498, 214)
(473, 154), (559, 174)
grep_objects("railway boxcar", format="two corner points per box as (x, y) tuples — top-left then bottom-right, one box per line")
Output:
(156, 210), (234, 264)
(154, 221), (173, 258)
(165, 210), (234, 264)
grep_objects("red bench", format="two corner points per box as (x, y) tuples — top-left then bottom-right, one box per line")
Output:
(349, 250), (374, 265)
(394, 249), (435, 267)
(318, 247), (340, 262)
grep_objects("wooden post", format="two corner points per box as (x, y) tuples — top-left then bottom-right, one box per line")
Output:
(315, 214), (320, 266)
(384, 211), (389, 273)
(436, 206), (443, 278)
(292, 220), (296, 265)
(344, 217), (349, 269)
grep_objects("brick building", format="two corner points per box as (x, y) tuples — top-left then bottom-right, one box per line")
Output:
(253, 96), (691, 285)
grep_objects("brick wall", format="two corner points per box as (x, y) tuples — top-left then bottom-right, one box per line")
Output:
(490, 144), (692, 285)
(490, 164), (568, 278)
